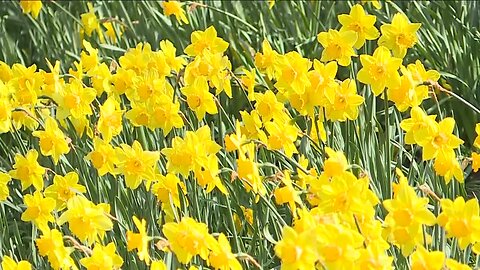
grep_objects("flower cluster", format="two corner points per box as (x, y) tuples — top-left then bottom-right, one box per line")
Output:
(2, 1), (479, 269)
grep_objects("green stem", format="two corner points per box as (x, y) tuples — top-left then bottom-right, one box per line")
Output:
(225, 196), (241, 253)
(384, 92), (392, 198)
(188, 2), (259, 33)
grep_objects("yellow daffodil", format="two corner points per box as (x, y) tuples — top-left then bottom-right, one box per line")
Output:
(56, 79), (96, 120)
(378, 13), (421, 58)
(57, 195), (113, 244)
(150, 260), (167, 270)
(382, 169), (436, 256)
(184, 26), (229, 56)
(322, 147), (349, 180)
(236, 143), (265, 196)
(316, 223), (365, 269)
(147, 95), (184, 134)
(0, 172), (10, 201)
(433, 151), (464, 184)
(97, 97), (124, 142)
(410, 245), (445, 270)
(274, 51), (312, 95)
(225, 121), (247, 152)
(162, 1), (189, 25)
(36, 229), (76, 270)
(80, 242), (124, 270)
(304, 60), (338, 109)
(400, 106), (437, 145)
(86, 137), (119, 176)
(19, 0), (42, 19)
(254, 90), (285, 123)
(183, 51), (232, 97)
(81, 3), (105, 43)
(437, 197), (480, 250)
(87, 63), (113, 96)
(338, 4), (379, 49)
(9, 149), (46, 191)
(160, 39), (187, 73)
(163, 217), (217, 264)
(416, 117), (464, 161)
(324, 79), (364, 121)
(240, 110), (266, 140)
(125, 102), (150, 127)
(0, 98), (12, 133)
(115, 141), (159, 190)
(268, 0), (275, 9)
(274, 171), (302, 216)
(194, 154), (228, 194)
(275, 226), (318, 269)
(151, 173), (187, 208)
(80, 40), (99, 72)
(102, 21), (124, 43)
(1, 255), (32, 270)
(209, 233), (242, 270)
(356, 242), (394, 270)
(42, 59), (63, 97)
(0, 61), (13, 82)
(118, 42), (153, 72)
(472, 152), (480, 172)
(474, 123), (480, 149)
(317, 29), (357, 66)
(44, 171), (86, 210)
(111, 68), (135, 97)
(68, 61), (84, 81)
(254, 39), (279, 80)
(32, 117), (70, 164)
(446, 258), (473, 270)
(162, 125), (220, 177)
(264, 120), (298, 158)
(161, 137), (196, 177)
(387, 67), (421, 112)
(240, 68), (256, 100)
(10, 63), (43, 105)
(21, 191), (56, 232)
(181, 76), (218, 120)
(127, 216), (151, 265)
(316, 174), (379, 225)
(408, 60), (441, 85)
(357, 46), (402, 96)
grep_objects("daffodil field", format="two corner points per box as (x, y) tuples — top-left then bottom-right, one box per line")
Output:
(1, 0), (480, 269)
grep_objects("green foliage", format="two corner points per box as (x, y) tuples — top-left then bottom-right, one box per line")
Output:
(1, 1), (480, 269)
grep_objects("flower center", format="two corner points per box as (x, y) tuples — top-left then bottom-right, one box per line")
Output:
(392, 209), (413, 226)
(135, 112), (149, 126)
(40, 137), (55, 152)
(374, 64), (386, 78)
(137, 83), (154, 100)
(450, 219), (470, 238)
(322, 245), (342, 262)
(396, 33), (414, 47)
(126, 158), (144, 173)
(330, 43), (343, 59)
(90, 151), (106, 169)
(64, 94), (81, 109)
(187, 95), (202, 109)
(350, 22), (363, 33)
(433, 133), (448, 147)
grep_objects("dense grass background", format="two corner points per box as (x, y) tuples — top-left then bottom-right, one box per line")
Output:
(1, 1), (480, 269)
